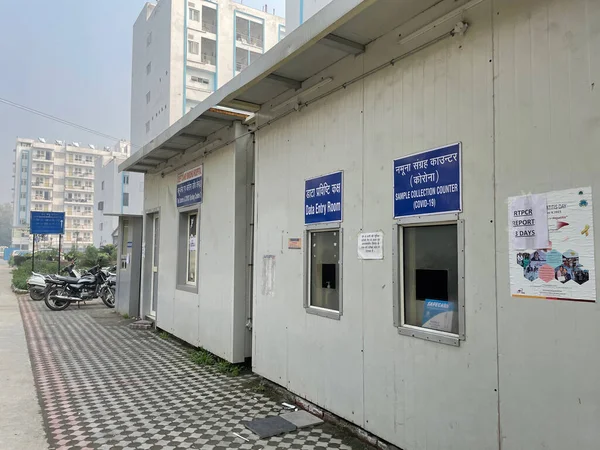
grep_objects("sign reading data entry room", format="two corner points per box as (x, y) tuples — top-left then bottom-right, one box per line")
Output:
(305, 171), (343, 225)
(30, 212), (65, 234)
(394, 143), (461, 218)
(177, 165), (203, 208)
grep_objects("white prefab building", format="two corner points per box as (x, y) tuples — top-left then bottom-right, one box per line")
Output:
(122, 0), (600, 449)
(131, 0), (285, 150)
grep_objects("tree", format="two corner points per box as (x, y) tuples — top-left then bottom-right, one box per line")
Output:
(0, 203), (12, 247)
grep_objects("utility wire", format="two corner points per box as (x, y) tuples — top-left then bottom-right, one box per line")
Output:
(0, 96), (139, 148)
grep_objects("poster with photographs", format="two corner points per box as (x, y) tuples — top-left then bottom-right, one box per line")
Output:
(509, 187), (596, 302)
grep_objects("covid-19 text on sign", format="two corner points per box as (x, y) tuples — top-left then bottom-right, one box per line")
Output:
(305, 171), (343, 225)
(176, 166), (203, 208)
(393, 143), (462, 218)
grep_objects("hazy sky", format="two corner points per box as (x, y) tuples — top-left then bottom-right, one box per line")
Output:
(0, 0), (285, 204)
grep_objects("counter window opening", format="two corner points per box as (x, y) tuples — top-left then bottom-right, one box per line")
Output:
(177, 208), (199, 292)
(393, 215), (465, 346)
(304, 226), (343, 320)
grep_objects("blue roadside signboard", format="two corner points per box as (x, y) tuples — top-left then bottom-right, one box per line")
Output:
(305, 171), (343, 225)
(30, 212), (65, 234)
(177, 165), (203, 208)
(393, 142), (462, 218)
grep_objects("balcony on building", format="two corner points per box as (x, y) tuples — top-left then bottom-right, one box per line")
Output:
(64, 196), (92, 204)
(235, 48), (261, 74)
(201, 5), (216, 34)
(66, 170), (94, 179)
(32, 165), (53, 175)
(66, 155), (95, 166)
(65, 183), (94, 192)
(32, 150), (53, 162)
(236, 16), (264, 50)
(32, 180), (53, 189)
(66, 207), (93, 217)
(201, 37), (217, 66)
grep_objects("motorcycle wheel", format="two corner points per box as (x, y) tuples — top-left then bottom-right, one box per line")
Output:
(44, 287), (71, 311)
(29, 289), (45, 301)
(101, 286), (116, 309)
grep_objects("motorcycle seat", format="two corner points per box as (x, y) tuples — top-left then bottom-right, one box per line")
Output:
(55, 275), (80, 283)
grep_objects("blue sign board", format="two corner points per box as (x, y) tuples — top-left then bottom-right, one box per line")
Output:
(393, 142), (461, 218)
(30, 212), (65, 234)
(305, 171), (343, 224)
(176, 165), (203, 208)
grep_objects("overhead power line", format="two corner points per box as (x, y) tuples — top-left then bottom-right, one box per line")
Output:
(0, 96), (138, 147)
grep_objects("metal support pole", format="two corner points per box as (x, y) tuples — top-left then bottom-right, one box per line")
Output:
(58, 234), (62, 273)
(32, 234), (35, 272)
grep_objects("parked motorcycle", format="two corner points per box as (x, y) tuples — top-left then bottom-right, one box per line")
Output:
(44, 265), (110, 311)
(99, 266), (117, 308)
(27, 263), (80, 301)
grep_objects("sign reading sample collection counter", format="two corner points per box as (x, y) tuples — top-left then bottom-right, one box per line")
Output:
(305, 171), (343, 224)
(393, 143), (462, 218)
(176, 165), (203, 208)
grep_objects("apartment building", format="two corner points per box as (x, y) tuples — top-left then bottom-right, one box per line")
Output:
(285, 0), (331, 33)
(94, 153), (144, 248)
(131, 0), (285, 149)
(11, 138), (130, 251)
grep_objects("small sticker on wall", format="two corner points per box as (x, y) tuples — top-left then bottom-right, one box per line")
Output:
(288, 238), (302, 249)
(357, 232), (383, 260)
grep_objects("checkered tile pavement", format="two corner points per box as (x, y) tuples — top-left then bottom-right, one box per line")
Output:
(19, 298), (365, 450)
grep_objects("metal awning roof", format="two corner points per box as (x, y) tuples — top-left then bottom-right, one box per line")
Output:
(121, 0), (467, 174)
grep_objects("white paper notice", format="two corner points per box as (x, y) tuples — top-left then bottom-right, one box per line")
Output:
(357, 232), (384, 260)
(510, 194), (549, 250)
(189, 236), (197, 251)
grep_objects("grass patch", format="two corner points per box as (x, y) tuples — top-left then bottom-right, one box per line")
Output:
(159, 331), (170, 340)
(189, 348), (243, 376)
(122, 313), (130, 319)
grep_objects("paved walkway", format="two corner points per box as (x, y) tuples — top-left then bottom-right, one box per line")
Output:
(17, 285), (368, 449)
(0, 261), (48, 450)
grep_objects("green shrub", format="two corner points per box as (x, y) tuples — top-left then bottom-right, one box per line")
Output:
(11, 261), (59, 290)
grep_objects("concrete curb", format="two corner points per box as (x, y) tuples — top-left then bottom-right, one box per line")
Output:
(12, 286), (28, 295)
(263, 379), (402, 450)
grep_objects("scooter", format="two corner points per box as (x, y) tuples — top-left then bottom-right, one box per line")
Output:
(27, 263), (81, 301)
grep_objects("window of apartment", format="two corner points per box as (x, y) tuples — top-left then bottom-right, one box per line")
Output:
(394, 217), (465, 346)
(146, 121), (150, 134)
(20, 192), (26, 199)
(75, 154), (82, 162)
(122, 193), (129, 207)
(189, 7), (200, 21)
(21, 179), (27, 186)
(146, 62), (152, 75)
(20, 205), (26, 212)
(85, 156), (93, 163)
(304, 228), (342, 319)
(177, 209), (199, 291)
(21, 153), (28, 160)
(21, 167), (27, 173)
(191, 76), (210, 85)
(100, 223), (103, 231)
(147, 32), (152, 47)
(123, 174), (129, 185)
(188, 39), (200, 55)
(85, 181), (93, 188)
(146, 91), (151, 104)
(101, 181), (104, 190)
(84, 206), (92, 214)
(98, 201), (104, 211)
(20, 143), (31, 148)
